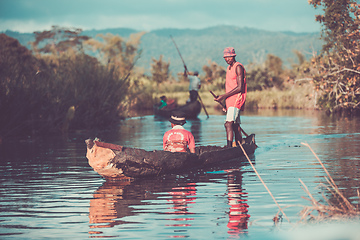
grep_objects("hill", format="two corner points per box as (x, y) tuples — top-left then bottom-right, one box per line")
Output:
(2, 26), (323, 76)
(138, 26), (322, 76)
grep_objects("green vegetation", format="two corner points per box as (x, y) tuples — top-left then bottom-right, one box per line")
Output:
(308, 0), (360, 115)
(0, 29), (331, 140)
(1, 1), (359, 139)
(245, 84), (316, 110)
(0, 27), (144, 138)
(136, 26), (323, 76)
(151, 77), (316, 113)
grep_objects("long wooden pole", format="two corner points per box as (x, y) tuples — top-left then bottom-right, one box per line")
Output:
(170, 35), (209, 118)
(238, 141), (291, 224)
(197, 94), (209, 118)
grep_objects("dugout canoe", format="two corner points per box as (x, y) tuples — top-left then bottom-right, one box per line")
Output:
(154, 100), (202, 119)
(85, 134), (257, 180)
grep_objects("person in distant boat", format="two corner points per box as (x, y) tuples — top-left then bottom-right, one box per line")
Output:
(163, 111), (196, 153)
(158, 95), (168, 109)
(184, 70), (201, 103)
(158, 95), (177, 110)
(213, 47), (247, 147)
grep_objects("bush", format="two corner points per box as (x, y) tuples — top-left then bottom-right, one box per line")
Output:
(0, 34), (131, 138)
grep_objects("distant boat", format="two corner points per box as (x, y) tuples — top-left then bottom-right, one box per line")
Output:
(85, 134), (257, 180)
(154, 100), (202, 119)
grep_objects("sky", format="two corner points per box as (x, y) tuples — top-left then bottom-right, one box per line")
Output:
(0, 0), (323, 33)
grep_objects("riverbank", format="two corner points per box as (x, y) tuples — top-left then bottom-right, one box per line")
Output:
(153, 81), (317, 113)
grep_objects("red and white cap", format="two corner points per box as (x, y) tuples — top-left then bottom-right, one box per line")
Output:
(223, 47), (236, 58)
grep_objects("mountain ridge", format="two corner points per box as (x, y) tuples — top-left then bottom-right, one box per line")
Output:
(2, 25), (323, 76)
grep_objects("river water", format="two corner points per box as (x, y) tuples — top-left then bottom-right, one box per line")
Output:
(0, 109), (359, 239)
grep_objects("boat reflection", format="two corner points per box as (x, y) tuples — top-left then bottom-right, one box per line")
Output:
(88, 162), (251, 238)
(88, 180), (133, 237)
(88, 177), (187, 238)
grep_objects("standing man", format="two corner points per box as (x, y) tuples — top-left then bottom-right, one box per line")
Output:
(163, 111), (196, 153)
(184, 69), (201, 103)
(214, 47), (247, 147)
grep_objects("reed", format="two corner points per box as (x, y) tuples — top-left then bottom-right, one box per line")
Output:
(151, 81), (317, 112)
(237, 141), (359, 227)
(245, 83), (317, 110)
(299, 143), (360, 222)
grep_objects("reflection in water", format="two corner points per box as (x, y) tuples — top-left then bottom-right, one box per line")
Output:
(189, 119), (202, 144)
(88, 178), (200, 238)
(226, 170), (250, 238)
(167, 183), (197, 215)
(88, 180), (132, 237)
(87, 167), (251, 239)
(165, 183), (197, 237)
(307, 114), (360, 205)
(88, 177), (196, 238)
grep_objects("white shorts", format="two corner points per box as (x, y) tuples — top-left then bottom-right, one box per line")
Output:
(225, 107), (241, 124)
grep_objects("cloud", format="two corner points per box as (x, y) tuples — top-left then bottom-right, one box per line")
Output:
(0, 0), (322, 33)
(0, 19), (53, 33)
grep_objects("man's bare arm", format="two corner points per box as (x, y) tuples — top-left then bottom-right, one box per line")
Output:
(214, 64), (244, 102)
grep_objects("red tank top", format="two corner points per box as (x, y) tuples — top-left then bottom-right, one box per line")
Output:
(225, 62), (247, 110)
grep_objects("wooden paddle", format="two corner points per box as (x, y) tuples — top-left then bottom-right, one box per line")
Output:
(210, 90), (226, 110)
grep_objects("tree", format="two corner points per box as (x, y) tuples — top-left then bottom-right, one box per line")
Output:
(151, 55), (170, 85)
(246, 66), (274, 91)
(0, 26), (143, 137)
(31, 25), (90, 55)
(0, 34), (43, 137)
(265, 54), (283, 76)
(309, 0), (360, 114)
(85, 32), (144, 77)
(246, 54), (284, 91)
(202, 60), (226, 83)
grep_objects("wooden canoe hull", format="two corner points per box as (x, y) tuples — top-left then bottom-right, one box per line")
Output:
(154, 100), (202, 119)
(85, 134), (257, 180)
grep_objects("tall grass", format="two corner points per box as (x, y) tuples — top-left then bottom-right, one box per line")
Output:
(148, 79), (318, 113)
(245, 83), (318, 110)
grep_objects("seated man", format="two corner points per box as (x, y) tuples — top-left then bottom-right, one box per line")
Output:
(163, 111), (195, 153)
(158, 95), (177, 110)
(158, 95), (168, 109)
